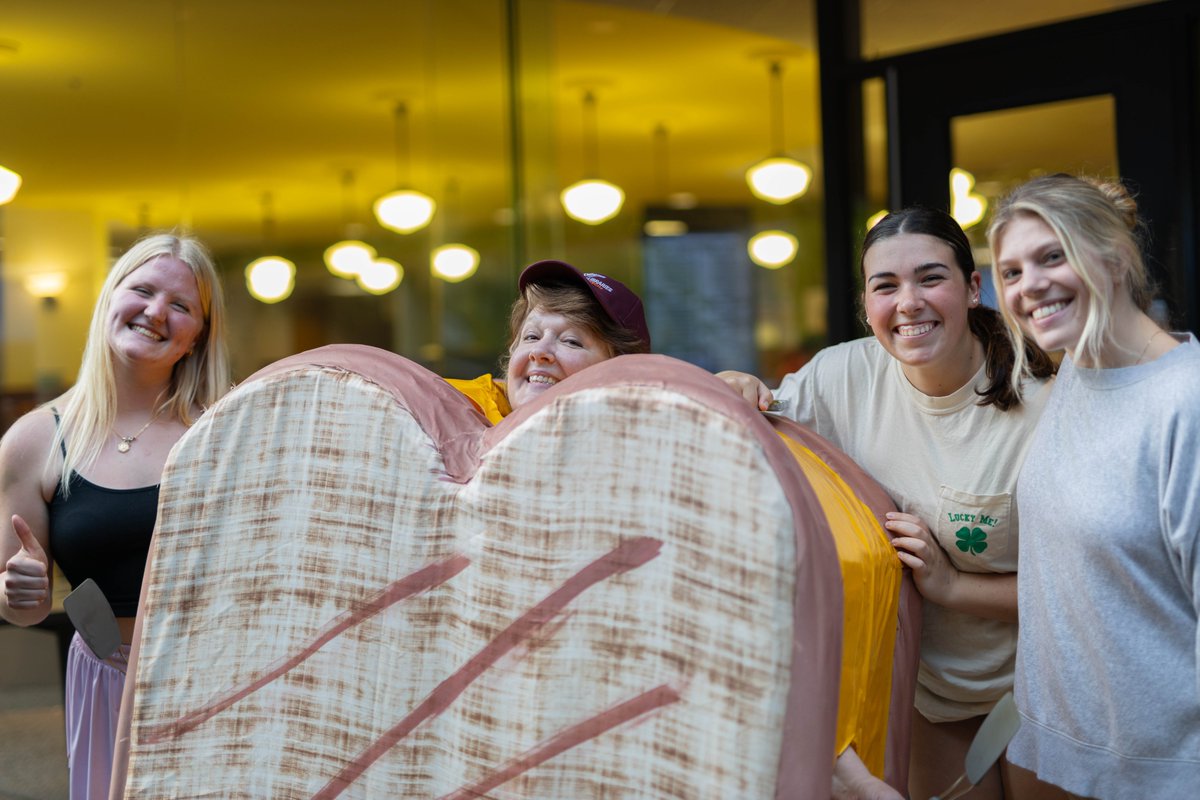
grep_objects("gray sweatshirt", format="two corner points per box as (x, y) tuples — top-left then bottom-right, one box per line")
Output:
(1008, 333), (1200, 799)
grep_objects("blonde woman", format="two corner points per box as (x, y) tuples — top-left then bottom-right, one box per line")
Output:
(0, 233), (230, 799)
(990, 174), (1200, 799)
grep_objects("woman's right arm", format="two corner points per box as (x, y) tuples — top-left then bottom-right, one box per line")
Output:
(718, 356), (825, 431)
(715, 371), (774, 411)
(0, 412), (55, 626)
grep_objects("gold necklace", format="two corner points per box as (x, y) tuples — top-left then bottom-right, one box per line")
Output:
(115, 411), (161, 453)
(1135, 329), (1163, 365)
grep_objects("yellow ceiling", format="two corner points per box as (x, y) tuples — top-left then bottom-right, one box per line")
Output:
(0, 1), (820, 255)
(0, 0), (1153, 256)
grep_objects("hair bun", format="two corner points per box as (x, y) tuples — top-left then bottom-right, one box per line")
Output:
(1084, 176), (1139, 232)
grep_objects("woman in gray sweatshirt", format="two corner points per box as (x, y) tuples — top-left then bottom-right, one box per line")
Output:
(989, 173), (1200, 800)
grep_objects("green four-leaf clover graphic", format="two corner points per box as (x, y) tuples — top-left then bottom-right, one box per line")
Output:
(955, 526), (988, 554)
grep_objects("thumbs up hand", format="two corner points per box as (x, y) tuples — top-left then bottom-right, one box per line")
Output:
(5, 514), (50, 609)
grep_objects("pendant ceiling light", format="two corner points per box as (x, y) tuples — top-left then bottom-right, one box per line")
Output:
(643, 124), (688, 237)
(950, 168), (988, 230)
(745, 61), (812, 205)
(748, 230), (798, 269)
(560, 90), (624, 225)
(431, 178), (480, 283)
(374, 102), (436, 234)
(245, 192), (295, 304)
(356, 257), (403, 295)
(0, 163), (21, 205)
(431, 244), (479, 282)
(325, 170), (376, 278)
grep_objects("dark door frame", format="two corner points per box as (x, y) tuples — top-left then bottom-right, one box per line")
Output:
(818, 0), (1199, 337)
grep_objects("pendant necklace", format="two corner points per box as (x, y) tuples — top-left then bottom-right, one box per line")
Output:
(1135, 329), (1163, 365)
(115, 411), (161, 453)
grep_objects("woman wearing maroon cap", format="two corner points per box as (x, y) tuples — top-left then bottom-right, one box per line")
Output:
(447, 260), (651, 422)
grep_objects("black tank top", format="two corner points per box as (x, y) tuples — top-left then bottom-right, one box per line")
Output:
(46, 411), (159, 617)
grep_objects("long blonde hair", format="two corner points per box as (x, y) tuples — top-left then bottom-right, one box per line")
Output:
(987, 173), (1151, 381)
(50, 232), (231, 491)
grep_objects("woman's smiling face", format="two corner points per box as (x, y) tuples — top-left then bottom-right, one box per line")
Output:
(505, 306), (612, 408)
(106, 255), (205, 373)
(994, 213), (1090, 357)
(862, 232), (980, 373)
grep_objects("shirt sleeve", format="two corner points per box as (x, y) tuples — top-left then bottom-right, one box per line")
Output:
(1161, 400), (1200, 704)
(774, 357), (822, 430)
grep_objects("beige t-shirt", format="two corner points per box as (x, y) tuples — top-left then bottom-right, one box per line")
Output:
(775, 337), (1052, 722)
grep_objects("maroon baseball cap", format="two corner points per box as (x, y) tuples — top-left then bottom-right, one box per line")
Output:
(518, 260), (651, 350)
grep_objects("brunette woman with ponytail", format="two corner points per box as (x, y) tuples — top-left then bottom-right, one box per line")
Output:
(720, 208), (1065, 800)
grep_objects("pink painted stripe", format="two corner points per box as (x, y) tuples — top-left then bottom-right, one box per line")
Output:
(437, 684), (681, 800)
(311, 536), (663, 800)
(140, 553), (471, 744)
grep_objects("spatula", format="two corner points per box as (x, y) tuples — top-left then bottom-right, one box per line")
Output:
(930, 692), (1022, 800)
(62, 578), (122, 661)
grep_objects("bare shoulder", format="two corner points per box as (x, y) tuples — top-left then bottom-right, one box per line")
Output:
(0, 407), (60, 491)
(0, 407), (58, 459)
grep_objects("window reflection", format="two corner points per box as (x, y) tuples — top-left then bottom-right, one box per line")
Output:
(1, 0), (823, 393)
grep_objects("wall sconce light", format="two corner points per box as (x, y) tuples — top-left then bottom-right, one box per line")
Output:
(745, 61), (812, 204)
(0, 164), (21, 205)
(374, 102), (436, 234)
(560, 90), (624, 224)
(950, 168), (987, 229)
(25, 271), (67, 308)
(24, 272), (67, 299)
(431, 244), (479, 283)
(748, 230), (798, 269)
(245, 192), (295, 303)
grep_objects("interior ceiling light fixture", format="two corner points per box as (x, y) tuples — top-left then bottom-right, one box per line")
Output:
(325, 239), (376, 279)
(642, 124), (688, 237)
(374, 102), (436, 234)
(431, 243), (479, 283)
(246, 257), (296, 303)
(430, 179), (480, 283)
(643, 219), (688, 237)
(245, 192), (295, 303)
(748, 230), (798, 269)
(950, 168), (987, 230)
(745, 61), (812, 205)
(356, 257), (403, 295)
(0, 163), (22, 205)
(326, 170), (376, 278)
(560, 90), (624, 225)
(866, 209), (890, 230)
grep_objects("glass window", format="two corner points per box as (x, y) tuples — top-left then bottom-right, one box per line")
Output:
(950, 95), (1118, 303)
(1, 0), (822, 397)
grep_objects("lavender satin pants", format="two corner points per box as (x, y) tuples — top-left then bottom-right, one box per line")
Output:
(64, 632), (130, 800)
